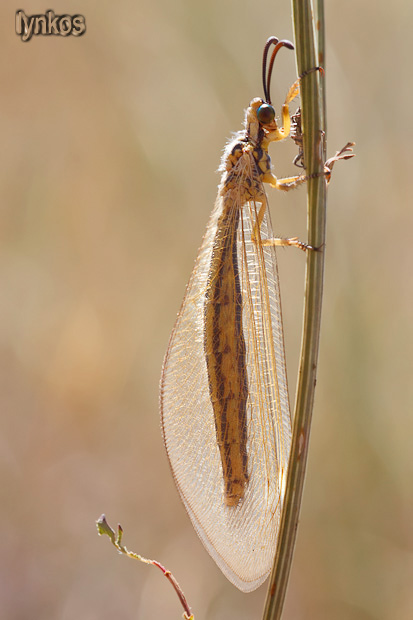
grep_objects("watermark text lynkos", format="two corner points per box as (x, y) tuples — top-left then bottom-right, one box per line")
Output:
(15, 10), (86, 42)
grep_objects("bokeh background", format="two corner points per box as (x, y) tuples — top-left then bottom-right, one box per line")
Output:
(1, 1), (412, 619)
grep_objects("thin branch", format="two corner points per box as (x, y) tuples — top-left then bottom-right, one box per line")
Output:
(96, 515), (194, 620)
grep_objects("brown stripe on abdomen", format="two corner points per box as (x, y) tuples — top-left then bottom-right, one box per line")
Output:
(204, 197), (249, 507)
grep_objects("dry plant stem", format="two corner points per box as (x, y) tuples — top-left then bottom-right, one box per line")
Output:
(316, 0), (327, 139)
(262, 1), (326, 619)
(96, 515), (194, 620)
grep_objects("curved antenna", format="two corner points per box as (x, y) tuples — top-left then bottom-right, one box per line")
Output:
(262, 38), (294, 104)
(262, 37), (279, 103)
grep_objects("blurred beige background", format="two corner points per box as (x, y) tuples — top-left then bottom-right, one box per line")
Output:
(1, 1), (412, 619)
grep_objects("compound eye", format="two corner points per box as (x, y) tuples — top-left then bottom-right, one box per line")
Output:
(257, 103), (275, 125)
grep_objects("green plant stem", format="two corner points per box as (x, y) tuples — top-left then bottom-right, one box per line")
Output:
(262, 2), (326, 619)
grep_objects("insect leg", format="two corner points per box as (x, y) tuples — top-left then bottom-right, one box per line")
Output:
(251, 199), (315, 252)
(263, 79), (301, 144)
(262, 171), (307, 191)
(284, 78), (300, 105)
(261, 237), (315, 252)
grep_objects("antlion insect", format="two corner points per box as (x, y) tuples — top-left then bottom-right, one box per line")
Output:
(160, 37), (354, 592)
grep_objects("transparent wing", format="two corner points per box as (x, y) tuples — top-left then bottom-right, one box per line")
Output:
(160, 161), (291, 592)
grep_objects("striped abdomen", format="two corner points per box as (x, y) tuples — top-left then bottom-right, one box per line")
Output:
(204, 195), (249, 507)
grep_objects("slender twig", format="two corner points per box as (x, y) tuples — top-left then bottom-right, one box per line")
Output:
(262, 2), (326, 619)
(96, 515), (194, 620)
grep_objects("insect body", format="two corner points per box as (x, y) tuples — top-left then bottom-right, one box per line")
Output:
(160, 38), (312, 592)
